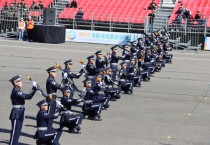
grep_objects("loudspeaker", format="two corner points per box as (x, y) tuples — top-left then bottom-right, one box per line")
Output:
(43, 8), (56, 25)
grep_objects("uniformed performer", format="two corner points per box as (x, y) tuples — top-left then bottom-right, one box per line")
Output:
(154, 49), (163, 71)
(122, 45), (131, 63)
(104, 68), (121, 100)
(60, 86), (83, 111)
(35, 100), (62, 145)
(93, 74), (111, 109)
(128, 58), (141, 87)
(81, 78), (103, 120)
(137, 38), (145, 51)
(163, 43), (173, 63)
(86, 55), (100, 79)
(59, 86), (83, 133)
(46, 66), (65, 129)
(109, 46), (123, 81)
(62, 59), (84, 93)
(95, 50), (107, 72)
(129, 41), (139, 60)
(46, 66), (64, 94)
(9, 75), (37, 145)
(144, 49), (156, 74)
(118, 62), (134, 94)
(137, 50), (151, 81)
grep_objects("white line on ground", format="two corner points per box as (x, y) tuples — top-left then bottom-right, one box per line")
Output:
(0, 44), (95, 53)
(0, 39), (111, 48)
(1, 43), (210, 61)
(172, 51), (210, 56)
(174, 57), (210, 62)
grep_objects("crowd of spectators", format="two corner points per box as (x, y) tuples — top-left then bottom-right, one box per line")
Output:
(173, 3), (206, 26)
(66, 0), (77, 8)
(30, 1), (44, 11)
(148, 0), (157, 10)
(1, 0), (45, 17)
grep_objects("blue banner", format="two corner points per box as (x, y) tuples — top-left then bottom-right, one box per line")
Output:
(66, 29), (143, 45)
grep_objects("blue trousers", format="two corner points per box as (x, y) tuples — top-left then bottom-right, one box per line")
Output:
(19, 30), (24, 40)
(10, 119), (23, 145)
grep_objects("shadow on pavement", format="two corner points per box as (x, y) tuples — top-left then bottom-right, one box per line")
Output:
(0, 128), (34, 139)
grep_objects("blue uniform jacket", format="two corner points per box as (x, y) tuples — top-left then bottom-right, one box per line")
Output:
(46, 76), (61, 94)
(9, 86), (36, 121)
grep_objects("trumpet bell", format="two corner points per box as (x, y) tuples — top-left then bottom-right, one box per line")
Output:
(55, 63), (61, 69)
(79, 59), (84, 64)
(27, 75), (32, 81)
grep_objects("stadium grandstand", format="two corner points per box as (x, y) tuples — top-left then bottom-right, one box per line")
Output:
(0, 0), (209, 50)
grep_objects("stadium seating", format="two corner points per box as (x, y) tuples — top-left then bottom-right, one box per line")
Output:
(0, 0), (53, 8)
(59, 0), (161, 24)
(169, 0), (210, 26)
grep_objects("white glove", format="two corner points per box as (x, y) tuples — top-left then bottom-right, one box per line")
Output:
(32, 82), (38, 89)
(54, 112), (59, 117)
(63, 73), (68, 79)
(82, 65), (86, 68)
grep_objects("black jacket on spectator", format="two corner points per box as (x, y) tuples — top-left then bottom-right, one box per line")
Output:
(148, 2), (156, 10)
(176, 7), (184, 15)
(71, 1), (77, 8)
(195, 14), (201, 20)
(148, 13), (155, 24)
(75, 10), (84, 20)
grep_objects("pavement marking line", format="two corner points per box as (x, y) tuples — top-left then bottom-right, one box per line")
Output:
(161, 136), (176, 139)
(1, 44), (210, 62)
(186, 83), (210, 117)
(174, 57), (210, 62)
(0, 44), (95, 53)
(172, 51), (210, 56)
(0, 39), (111, 48)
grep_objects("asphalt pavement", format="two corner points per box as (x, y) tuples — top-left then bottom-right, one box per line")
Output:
(0, 39), (210, 145)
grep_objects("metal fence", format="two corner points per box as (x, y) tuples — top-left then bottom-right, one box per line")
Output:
(0, 7), (42, 38)
(58, 12), (145, 33)
(146, 15), (206, 51)
(0, 5), (207, 51)
(168, 19), (206, 51)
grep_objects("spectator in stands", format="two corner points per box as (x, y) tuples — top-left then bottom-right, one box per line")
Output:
(38, 1), (44, 10)
(195, 12), (206, 25)
(71, 0), (78, 8)
(20, 0), (25, 8)
(30, 1), (36, 10)
(183, 8), (191, 20)
(27, 16), (34, 42)
(176, 4), (184, 15)
(30, 1), (39, 10)
(194, 11), (201, 21)
(148, 0), (157, 10)
(66, 3), (71, 8)
(13, 0), (18, 8)
(17, 3), (22, 8)
(186, 15), (194, 27)
(4, 2), (9, 11)
(18, 17), (25, 41)
(173, 14), (182, 24)
(75, 7), (84, 21)
(202, 16), (207, 25)
(10, 4), (15, 11)
(148, 10), (156, 33)
(22, 3), (28, 11)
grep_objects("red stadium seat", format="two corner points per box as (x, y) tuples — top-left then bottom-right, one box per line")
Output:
(56, 0), (161, 24)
